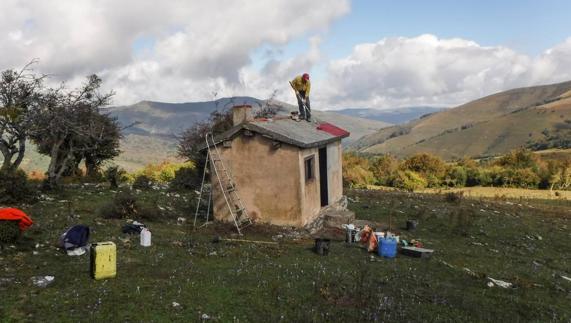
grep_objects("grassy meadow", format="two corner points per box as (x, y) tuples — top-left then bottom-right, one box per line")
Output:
(1, 186), (570, 322)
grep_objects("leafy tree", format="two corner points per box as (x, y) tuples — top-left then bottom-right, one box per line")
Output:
(30, 75), (116, 189)
(401, 153), (446, 186)
(393, 170), (427, 191)
(495, 148), (539, 170)
(369, 154), (399, 186)
(0, 61), (44, 171)
(178, 109), (233, 166)
(342, 153), (374, 188)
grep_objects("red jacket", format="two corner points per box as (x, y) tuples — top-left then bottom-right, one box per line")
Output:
(0, 208), (33, 231)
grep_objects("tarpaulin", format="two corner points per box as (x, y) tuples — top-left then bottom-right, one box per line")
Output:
(316, 122), (350, 137)
(0, 208), (33, 231)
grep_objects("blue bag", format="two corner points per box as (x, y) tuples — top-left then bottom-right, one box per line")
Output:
(59, 225), (90, 250)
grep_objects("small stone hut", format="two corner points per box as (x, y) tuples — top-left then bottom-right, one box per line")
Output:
(208, 105), (350, 227)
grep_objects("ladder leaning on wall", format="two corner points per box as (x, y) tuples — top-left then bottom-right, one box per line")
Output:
(193, 132), (253, 235)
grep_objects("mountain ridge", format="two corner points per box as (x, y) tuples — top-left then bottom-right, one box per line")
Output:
(351, 80), (571, 160)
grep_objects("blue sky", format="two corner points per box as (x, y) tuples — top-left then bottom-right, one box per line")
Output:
(252, 0), (565, 65)
(321, 0), (571, 57)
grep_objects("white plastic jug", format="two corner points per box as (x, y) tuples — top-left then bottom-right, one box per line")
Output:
(140, 228), (151, 247)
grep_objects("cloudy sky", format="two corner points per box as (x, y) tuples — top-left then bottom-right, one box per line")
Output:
(2, 0), (571, 110)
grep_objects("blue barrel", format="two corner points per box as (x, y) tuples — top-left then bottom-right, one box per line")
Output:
(378, 238), (397, 258)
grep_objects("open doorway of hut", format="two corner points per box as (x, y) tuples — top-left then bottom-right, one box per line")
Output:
(318, 147), (329, 207)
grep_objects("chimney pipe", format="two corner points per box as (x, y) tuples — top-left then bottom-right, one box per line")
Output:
(232, 105), (253, 125)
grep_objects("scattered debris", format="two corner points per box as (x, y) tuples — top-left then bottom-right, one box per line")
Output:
(31, 276), (54, 288)
(172, 301), (181, 308)
(463, 267), (478, 278)
(212, 236), (278, 245)
(177, 217), (187, 225)
(488, 277), (513, 288)
(561, 275), (571, 283)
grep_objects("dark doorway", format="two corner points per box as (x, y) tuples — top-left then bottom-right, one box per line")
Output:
(318, 147), (328, 207)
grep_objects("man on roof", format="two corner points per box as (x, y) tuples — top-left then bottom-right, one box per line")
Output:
(289, 73), (311, 121)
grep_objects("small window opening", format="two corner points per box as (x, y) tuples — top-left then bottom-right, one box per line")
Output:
(305, 155), (315, 182)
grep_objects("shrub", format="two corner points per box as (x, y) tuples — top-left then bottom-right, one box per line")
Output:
(342, 153), (374, 188)
(98, 191), (138, 219)
(393, 170), (427, 192)
(98, 191), (164, 222)
(495, 148), (539, 170)
(401, 153), (447, 179)
(132, 175), (154, 190)
(0, 169), (36, 204)
(369, 155), (399, 186)
(445, 166), (468, 187)
(481, 166), (505, 186)
(170, 166), (200, 190)
(502, 168), (541, 188)
(130, 161), (195, 184)
(104, 166), (127, 189)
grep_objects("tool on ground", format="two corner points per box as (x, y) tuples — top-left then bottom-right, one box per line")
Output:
(194, 132), (253, 235)
(400, 246), (433, 258)
(212, 236), (278, 245)
(289, 81), (310, 119)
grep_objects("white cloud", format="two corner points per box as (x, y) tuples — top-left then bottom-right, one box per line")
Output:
(319, 35), (571, 109)
(0, 0), (349, 104)
(2, 2), (571, 110)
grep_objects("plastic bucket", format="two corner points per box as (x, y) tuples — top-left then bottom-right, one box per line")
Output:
(140, 228), (152, 247)
(378, 238), (397, 258)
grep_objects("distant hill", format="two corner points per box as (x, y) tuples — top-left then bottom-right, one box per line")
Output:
(100, 97), (390, 170)
(334, 106), (445, 125)
(351, 80), (571, 160)
(20, 97), (389, 172)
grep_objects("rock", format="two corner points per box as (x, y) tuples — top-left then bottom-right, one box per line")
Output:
(323, 210), (355, 228)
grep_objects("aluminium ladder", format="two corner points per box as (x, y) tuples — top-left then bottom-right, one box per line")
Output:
(193, 132), (253, 235)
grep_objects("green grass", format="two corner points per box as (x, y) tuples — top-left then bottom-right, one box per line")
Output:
(1, 187), (570, 322)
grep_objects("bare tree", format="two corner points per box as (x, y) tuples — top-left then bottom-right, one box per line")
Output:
(0, 61), (45, 172)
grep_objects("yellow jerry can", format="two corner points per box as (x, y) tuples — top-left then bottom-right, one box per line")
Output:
(90, 242), (116, 280)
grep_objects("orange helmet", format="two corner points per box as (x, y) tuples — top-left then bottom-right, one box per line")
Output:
(302, 73), (310, 80)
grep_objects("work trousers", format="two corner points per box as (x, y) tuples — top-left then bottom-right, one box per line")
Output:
(297, 91), (311, 119)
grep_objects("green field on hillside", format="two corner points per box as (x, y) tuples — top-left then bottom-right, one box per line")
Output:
(1, 187), (570, 321)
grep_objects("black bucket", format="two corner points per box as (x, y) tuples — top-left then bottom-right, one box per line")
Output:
(346, 228), (357, 243)
(314, 238), (331, 256)
(406, 220), (418, 231)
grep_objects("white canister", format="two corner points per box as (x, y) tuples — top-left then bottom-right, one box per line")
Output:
(140, 228), (152, 247)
